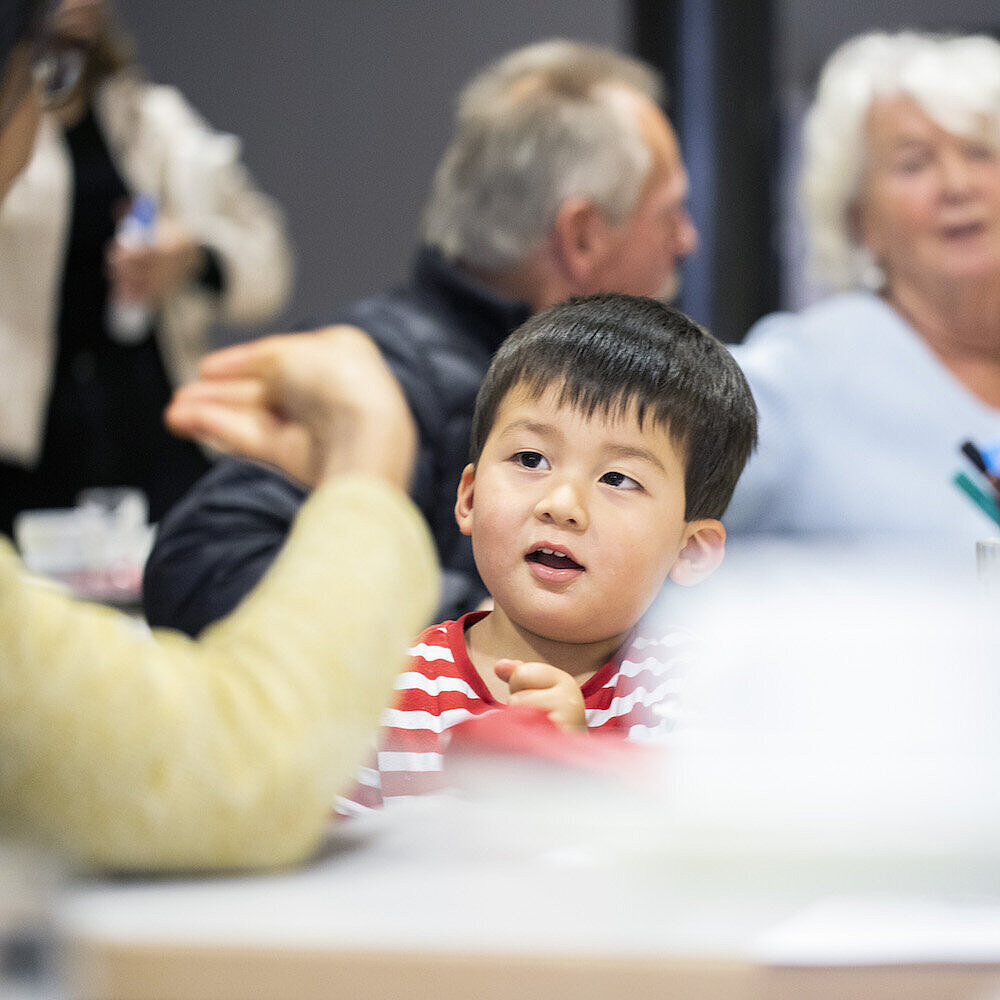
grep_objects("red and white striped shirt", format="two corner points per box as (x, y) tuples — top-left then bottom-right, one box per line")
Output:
(337, 611), (694, 815)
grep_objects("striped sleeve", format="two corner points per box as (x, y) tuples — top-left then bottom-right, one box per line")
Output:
(585, 627), (697, 742)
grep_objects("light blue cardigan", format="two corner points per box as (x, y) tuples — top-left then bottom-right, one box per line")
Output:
(726, 292), (1000, 548)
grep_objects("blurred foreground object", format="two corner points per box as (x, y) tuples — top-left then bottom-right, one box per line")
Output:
(648, 540), (1000, 895)
(977, 538), (1000, 597)
(52, 585), (1000, 1000)
(14, 487), (151, 605)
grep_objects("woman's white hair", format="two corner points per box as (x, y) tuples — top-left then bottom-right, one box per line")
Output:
(420, 40), (663, 273)
(802, 31), (1000, 289)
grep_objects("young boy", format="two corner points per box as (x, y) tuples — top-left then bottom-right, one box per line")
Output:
(340, 293), (757, 813)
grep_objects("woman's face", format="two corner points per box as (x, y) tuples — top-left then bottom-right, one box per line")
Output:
(0, 44), (42, 201)
(52, 0), (107, 46)
(854, 97), (1000, 293)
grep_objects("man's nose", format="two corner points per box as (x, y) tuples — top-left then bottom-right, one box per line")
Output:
(675, 208), (698, 258)
(534, 480), (589, 530)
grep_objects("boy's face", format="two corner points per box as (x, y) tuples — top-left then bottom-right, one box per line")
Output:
(455, 383), (724, 649)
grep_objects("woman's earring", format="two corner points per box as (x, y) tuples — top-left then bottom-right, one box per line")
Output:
(855, 247), (886, 292)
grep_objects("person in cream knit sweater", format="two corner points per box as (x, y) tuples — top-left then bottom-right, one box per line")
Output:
(0, 319), (439, 871)
(0, 0), (437, 873)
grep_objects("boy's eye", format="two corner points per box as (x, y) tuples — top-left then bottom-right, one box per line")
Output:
(513, 450), (549, 470)
(600, 471), (641, 490)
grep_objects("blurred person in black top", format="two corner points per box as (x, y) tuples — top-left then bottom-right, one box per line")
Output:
(0, 0), (293, 534)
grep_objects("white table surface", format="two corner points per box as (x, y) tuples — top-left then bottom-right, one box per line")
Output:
(54, 792), (1000, 1000)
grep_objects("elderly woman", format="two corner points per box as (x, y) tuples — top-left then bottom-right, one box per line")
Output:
(726, 31), (1000, 547)
(0, 0), (293, 534)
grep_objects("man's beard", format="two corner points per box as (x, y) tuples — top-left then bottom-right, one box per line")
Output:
(655, 269), (681, 305)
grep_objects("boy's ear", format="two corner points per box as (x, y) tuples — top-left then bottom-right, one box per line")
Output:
(667, 519), (726, 587)
(454, 463), (476, 537)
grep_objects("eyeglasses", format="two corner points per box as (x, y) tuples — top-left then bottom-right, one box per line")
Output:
(0, 16), (88, 133)
(32, 39), (87, 108)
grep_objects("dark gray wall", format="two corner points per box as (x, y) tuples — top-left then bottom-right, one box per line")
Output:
(115, 1), (1000, 337)
(778, 0), (1000, 87)
(115, 1), (629, 341)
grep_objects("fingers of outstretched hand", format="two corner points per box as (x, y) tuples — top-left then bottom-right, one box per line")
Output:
(197, 338), (283, 381)
(166, 393), (311, 482)
(165, 383), (270, 450)
(176, 325), (415, 489)
(195, 327), (385, 417)
(170, 378), (267, 408)
(165, 380), (265, 438)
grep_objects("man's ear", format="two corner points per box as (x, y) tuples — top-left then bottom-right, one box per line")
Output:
(668, 519), (726, 587)
(454, 463), (476, 537)
(551, 196), (612, 292)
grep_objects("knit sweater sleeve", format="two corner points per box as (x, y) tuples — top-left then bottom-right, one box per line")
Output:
(0, 476), (439, 872)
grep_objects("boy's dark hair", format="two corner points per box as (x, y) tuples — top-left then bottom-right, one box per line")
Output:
(469, 293), (758, 520)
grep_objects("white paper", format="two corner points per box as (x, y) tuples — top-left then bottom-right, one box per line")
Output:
(750, 894), (1000, 966)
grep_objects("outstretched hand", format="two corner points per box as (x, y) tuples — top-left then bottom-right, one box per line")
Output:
(165, 325), (417, 490)
(494, 659), (587, 731)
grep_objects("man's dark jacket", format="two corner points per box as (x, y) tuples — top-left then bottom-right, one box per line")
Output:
(142, 247), (530, 636)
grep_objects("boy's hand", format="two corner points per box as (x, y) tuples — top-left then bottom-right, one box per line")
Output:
(494, 659), (587, 731)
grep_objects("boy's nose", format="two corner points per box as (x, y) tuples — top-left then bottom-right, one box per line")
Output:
(534, 481), (588, 530)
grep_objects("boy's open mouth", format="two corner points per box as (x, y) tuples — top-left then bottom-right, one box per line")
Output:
(525, 547), (584, 571)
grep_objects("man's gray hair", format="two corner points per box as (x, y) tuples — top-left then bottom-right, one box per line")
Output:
(801, 30), (1000, 290)
(421, 39), (664, 273)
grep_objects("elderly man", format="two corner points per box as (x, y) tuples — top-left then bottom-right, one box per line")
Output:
(143, 39), (698, 635)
